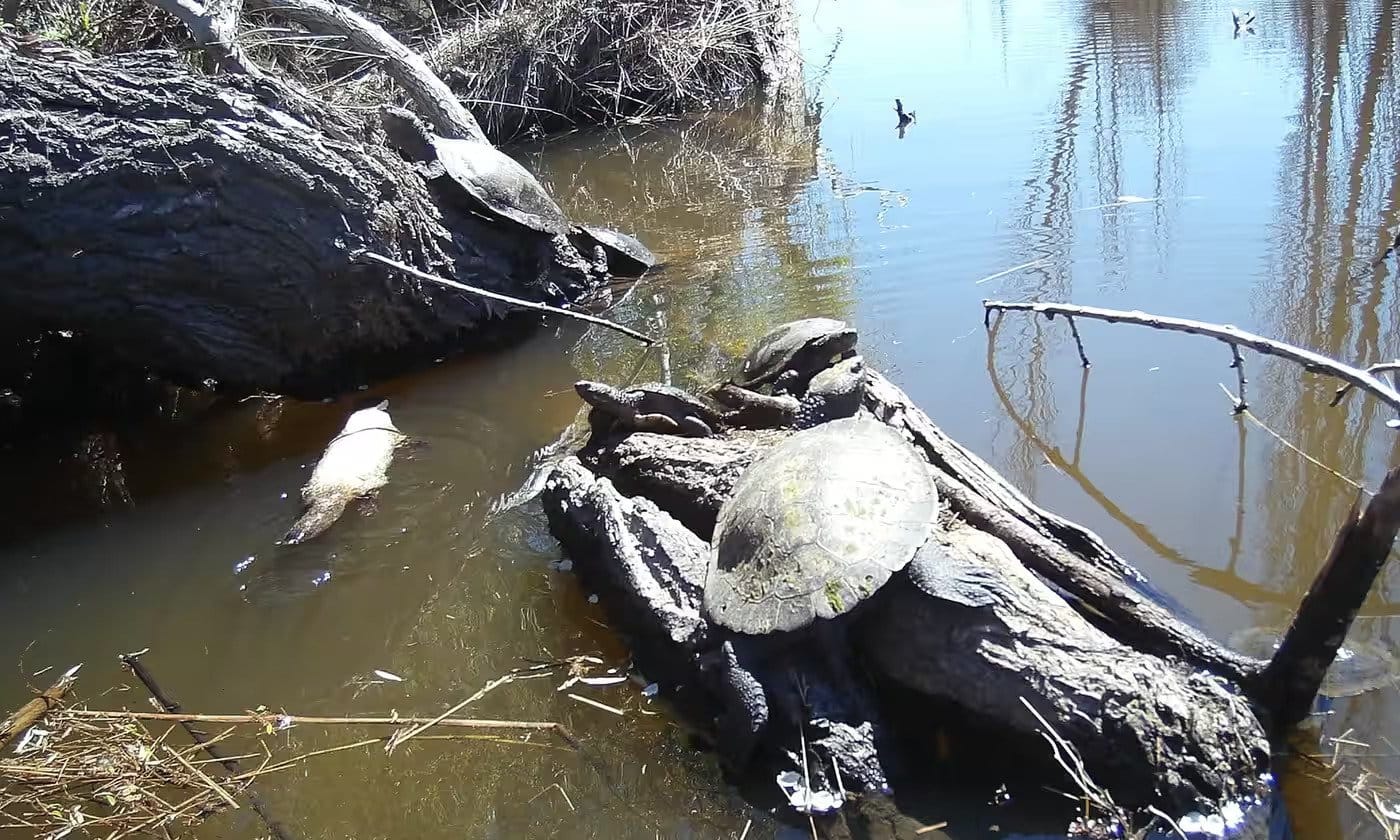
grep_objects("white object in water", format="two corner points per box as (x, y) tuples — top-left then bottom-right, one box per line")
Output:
(373, 669), (404, 682)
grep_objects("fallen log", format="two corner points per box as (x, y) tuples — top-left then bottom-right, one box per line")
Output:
(0, 33), (593, 397)
(544, 378), (1274, 828)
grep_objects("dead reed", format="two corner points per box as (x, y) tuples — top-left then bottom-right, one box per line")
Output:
(0, 657), (597, 839)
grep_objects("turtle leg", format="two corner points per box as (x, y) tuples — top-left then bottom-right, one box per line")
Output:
(677, 415), (714, 437)
(772, 368), (805, 395)
(630, 412), (684, 434)
(707, 639), (768, 775)
(585, 406), (623, 439)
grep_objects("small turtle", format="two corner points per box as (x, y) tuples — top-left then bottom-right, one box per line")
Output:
(1228, 626), (1400, 698)
(575, 380), (724, 438)
(569, 224), (658, 277)
(734, 318), (858, 394)
(381, 107), (569, 237)
(714, 355), (868, 430)
(700, 415), (939, 796)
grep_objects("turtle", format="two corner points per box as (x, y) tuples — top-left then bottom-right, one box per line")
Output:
(734, 318), (858, 394)
(569, 224), (658, 277)
(706, 414), (940, 633)
(574, 380), (724, 438)
(699, 415), (940, 798)
(1228, 626), (1400, 698)
(380, 106), (569, 238)
(713, 355), (868, 430)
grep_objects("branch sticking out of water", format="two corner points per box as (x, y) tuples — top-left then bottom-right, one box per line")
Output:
(983, 300), (1400, 427)
(355, 250), (656, 345)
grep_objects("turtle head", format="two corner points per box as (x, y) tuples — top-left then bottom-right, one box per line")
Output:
(574, 380), (627, 409)
(380, 106), (437, 164)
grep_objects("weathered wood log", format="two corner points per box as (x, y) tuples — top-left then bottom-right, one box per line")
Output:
(859, 371), (1267, 692)
(861, 523), (1269, 814)
(1262, 467), (1400, 727)
(0, 666), (80, 750)
(0, 36), (592, 397)
(545, 409), (1273, 822)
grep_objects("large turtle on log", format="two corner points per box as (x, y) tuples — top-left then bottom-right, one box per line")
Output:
(381, 107), (651, 274)
(700, 414), (941, 806)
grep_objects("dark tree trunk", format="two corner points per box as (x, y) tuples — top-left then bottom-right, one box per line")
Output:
(0, 38), (592, 397)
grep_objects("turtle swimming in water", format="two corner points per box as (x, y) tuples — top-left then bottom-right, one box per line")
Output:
(701, 414), (940, 802)
(1228, 626), (1400, 698)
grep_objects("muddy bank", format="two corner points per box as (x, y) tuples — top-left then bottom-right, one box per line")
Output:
(0, 0), (801, 422)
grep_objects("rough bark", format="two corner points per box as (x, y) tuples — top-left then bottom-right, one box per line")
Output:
(1262, 467), (1400, 727)
(860, 371), (1267, 692)
(0, 39), (591, 397)
(543, 392), (1274, 823)
(861, 523), (1269, 814)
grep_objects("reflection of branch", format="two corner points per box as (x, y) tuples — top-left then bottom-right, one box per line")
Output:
(984, 335), (1290, 609)
(984, 300), (1400, 421)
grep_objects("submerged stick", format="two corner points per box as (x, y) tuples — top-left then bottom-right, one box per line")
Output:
(1263, 467), (1400, 729)
(120, 653), (297, 840)
(983, 300), (1400, 423)
(66, 709), (575, 740)
(0, 665), (80, 750)
(355, 250), (655, 345)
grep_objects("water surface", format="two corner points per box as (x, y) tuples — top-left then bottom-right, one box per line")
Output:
(4, 0), (1400, 837)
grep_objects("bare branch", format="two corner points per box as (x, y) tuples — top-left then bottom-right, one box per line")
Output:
(354, 251), (654, 345)
(984, 300), (1400, 426)
(1263, 467), (1400, 729)
(1229, 343), (1247, 413)
(1065, 314), (1091, 367)
(1331, 360), (1400, 406)
(243, 0), (486, 142)
(145, 0), (264, 76)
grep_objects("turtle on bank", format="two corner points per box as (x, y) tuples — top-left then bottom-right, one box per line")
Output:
(732, 318), (858, 394)
(381, 107), (655, 272)
(1228, 626), (1400, 698)
(713, 354), (868, 430)
(700, 414), (941, 798)
(574, 380), (724, 438)
(381, 106), (570, 236)
(569, 224), (658, 277)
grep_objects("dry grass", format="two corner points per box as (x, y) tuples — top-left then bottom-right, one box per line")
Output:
(9, 0), (785, 144)
(342, 0), (781, 141)
(0, 657), (597, 840)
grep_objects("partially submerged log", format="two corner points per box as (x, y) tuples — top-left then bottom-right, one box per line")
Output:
(0, 666), (80, 750)
(543, 370), (1277, 827)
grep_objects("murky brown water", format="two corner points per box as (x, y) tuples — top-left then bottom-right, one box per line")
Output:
(4, 0), (1400, 837)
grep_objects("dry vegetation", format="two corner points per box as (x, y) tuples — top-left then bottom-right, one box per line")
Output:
(7, 0), (787, 144)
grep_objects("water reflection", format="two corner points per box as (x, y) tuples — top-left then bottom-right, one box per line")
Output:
(6, 0), (1400, 838)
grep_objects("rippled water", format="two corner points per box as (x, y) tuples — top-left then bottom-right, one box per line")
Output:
(4, 0), (1400, 837)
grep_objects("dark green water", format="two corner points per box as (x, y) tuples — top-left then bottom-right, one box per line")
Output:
(4, 1), (1400, 837)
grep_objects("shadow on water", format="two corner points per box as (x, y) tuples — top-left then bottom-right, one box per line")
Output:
(6, 0), (1400, 838)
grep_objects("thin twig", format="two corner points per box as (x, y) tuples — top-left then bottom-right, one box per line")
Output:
(1331, 360), (1400, 406)
(985, 300), (1400, 426)
(1217, 384), (1368, 493)
(1228, 343), (1248, 412)
(355, 250), (655, 345)
(1065, 315), (1091, 367)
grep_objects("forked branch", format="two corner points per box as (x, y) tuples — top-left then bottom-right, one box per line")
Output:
(984, 300), (1400, 424)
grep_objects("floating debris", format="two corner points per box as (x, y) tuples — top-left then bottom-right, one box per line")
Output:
(372, 670), (404, 683)
(587, 594), (599, 604)
(776, 770), (842, 813)
(641, 683), (659, 698)
(567, 693), (624, 716)
(550, 558), (574, 572)
(577, 675), (627, 686)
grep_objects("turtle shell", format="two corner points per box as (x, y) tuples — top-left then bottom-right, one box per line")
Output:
(1228, 626), (1400, 697)
(704, 415), (939, 634)
(739, 318), (856, 390)
(570, 224), (657, 276)
(431, 137), (569, 236)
